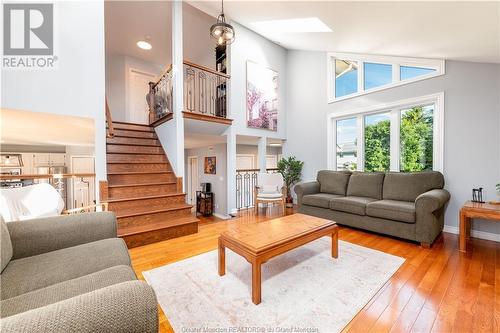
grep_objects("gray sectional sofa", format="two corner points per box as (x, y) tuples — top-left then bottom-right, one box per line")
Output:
(295, 171), (450, 246)
(0, 212), (158, 333)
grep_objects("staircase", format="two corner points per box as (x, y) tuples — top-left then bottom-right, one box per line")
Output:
(106, 121), (198, 248)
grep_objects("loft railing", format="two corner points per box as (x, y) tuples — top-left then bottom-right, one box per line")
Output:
(148, 64), (173, 125)
(235, 168), (281, 210)
(147, 61), (230, 126)
(184, 60), (229, 119)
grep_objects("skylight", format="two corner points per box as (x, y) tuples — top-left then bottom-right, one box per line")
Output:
(250, 17), (332, 33)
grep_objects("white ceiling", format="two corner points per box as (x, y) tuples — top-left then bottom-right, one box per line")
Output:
(105, 1), (172, 65)
(185, 133), (226, 149)
(190, 1), (500, 64)
(0, 109), (95, 147)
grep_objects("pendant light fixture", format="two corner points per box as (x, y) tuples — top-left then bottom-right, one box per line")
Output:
(210, 0), (235, 46)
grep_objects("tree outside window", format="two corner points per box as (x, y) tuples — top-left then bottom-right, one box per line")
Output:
(364, 113), (390, 172)
(400, 106), (434, 172)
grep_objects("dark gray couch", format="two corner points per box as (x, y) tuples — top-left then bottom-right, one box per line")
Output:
(295, 171), (450, 246)
(0, 212), (158, 333)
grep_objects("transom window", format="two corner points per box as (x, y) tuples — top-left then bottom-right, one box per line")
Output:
(329, 93), (444, 172)
(328, 53), (445, 102)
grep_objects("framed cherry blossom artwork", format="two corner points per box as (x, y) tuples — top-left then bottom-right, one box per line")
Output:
(246, 61), (278, 131)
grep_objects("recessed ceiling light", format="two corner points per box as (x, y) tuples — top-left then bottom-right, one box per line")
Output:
(250, 17), (332, 33)
(269, 143), (282, 147)
(137, 40), (152, 50)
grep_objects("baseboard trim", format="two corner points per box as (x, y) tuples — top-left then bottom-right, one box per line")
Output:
(443, 225), (500, 243)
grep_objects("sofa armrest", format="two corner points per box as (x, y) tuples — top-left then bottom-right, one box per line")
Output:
(415, 189), (450, 244)
(415, 189), (450, 213)
(1, 280), (158, 333)
(7, 212), (117, 260)
(294, 181), (320, 205)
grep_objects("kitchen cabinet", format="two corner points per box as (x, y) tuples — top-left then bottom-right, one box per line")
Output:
(32, 153), (50, 166)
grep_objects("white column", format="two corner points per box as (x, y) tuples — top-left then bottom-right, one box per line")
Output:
(258, 137), (267, 172)
(226, 128), (237, 215)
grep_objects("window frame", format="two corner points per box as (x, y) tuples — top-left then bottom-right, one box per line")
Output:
(327, 53), (445, 103)
(327, 92), (444, 172)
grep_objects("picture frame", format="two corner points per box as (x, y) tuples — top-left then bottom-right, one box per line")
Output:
(204, 156), (216, 174)
(246, 61), (279, 131)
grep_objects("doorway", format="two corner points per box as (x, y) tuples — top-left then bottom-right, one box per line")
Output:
(70, 156), (96, 209)
(187, 156), (199, 206)
(127, 68), (156, 124)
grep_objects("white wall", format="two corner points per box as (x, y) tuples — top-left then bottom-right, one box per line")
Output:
(285, 53), (500, 236)
(183, 3), (216, 69)
(1, 1), (106, 200)
(229, 22), (288, 140)
(105, 55), (163, 122)
(185, 144), (228, 217)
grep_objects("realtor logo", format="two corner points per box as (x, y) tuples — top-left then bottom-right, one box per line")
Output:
(2, 3), (56, 69)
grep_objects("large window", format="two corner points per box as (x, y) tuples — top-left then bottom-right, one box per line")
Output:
(329, 94), (443, 173)
(328, 53), (445, 102)
(364, 62), (392, 90)
(336, 118), (357, 170)
(400, 66), (436, 81)
(400, 105), (434, 172)
(335, 59), (358, 98)
(364, 113), (391, 172)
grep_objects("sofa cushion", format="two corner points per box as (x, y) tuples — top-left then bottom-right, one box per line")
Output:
(1, 218), (12, 273)
(0, 265), (136, 318)
(366, 200), (416, 223)
(330, 196), (378, 216)
(383, 171), (445, 202)
(317, 170), (351, 195)
(302, 193), (342, 209)
(1, 238), (130, 300)
(347, 172), (385, 199)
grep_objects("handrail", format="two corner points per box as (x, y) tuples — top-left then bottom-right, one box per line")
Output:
(183, 60), (230, 79)
(105, 98), (114, 138)
(236, 168), (280, 172)
(151, 64), (173, 89)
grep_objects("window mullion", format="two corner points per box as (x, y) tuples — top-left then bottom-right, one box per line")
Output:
(358, 61), (364, 93)
(356, 116), (364, 171)
(390, 109), (400, 172)
(393, 64), (400, 83)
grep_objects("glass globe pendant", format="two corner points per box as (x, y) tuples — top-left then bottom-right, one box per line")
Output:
(210, 0), (235, 45)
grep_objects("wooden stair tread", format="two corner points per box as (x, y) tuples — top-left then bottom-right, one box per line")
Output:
(107, 171), (172, 175)
(108, 181), (175, 188)
(106, 151), (165, 155)
(117, 216), (198, 237)
(106, 142), (161, 147)
(108, 193), (185, 203)
(116, 204), (192, 219)
(107, 161), (169, 164)
(107, 127), (153, 133)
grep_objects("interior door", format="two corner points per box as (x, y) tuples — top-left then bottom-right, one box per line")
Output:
(236, 154), (255, 170)
(70, 156), (95, 209)
(128, 69), (155, 124)
(266, 155), (278, 169)
(188, 157), (199, 206)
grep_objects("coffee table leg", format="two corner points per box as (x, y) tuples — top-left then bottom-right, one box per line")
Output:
(332, 227), (338, 259)
(218, 238), (225, 276)
(251, 259), (261, 305)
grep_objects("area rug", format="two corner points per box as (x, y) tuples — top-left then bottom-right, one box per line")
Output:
(143, 238), (405, 333)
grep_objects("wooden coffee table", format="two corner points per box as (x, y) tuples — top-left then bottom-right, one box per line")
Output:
(218, 213), (338, 304)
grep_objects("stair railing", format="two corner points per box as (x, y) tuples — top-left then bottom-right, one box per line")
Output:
(105, 98), (114, 138)
(149, 64), (174, 125)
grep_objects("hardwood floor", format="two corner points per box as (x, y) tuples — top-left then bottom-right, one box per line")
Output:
(129, 207), (500, 333)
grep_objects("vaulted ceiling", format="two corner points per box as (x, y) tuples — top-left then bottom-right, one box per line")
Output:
(190, 1), (500, 64)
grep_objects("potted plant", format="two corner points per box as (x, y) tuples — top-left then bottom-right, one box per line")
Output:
(277, 156), (304, 208)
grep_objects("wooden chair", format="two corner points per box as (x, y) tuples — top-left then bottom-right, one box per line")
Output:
(254, 173), (286, 214)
